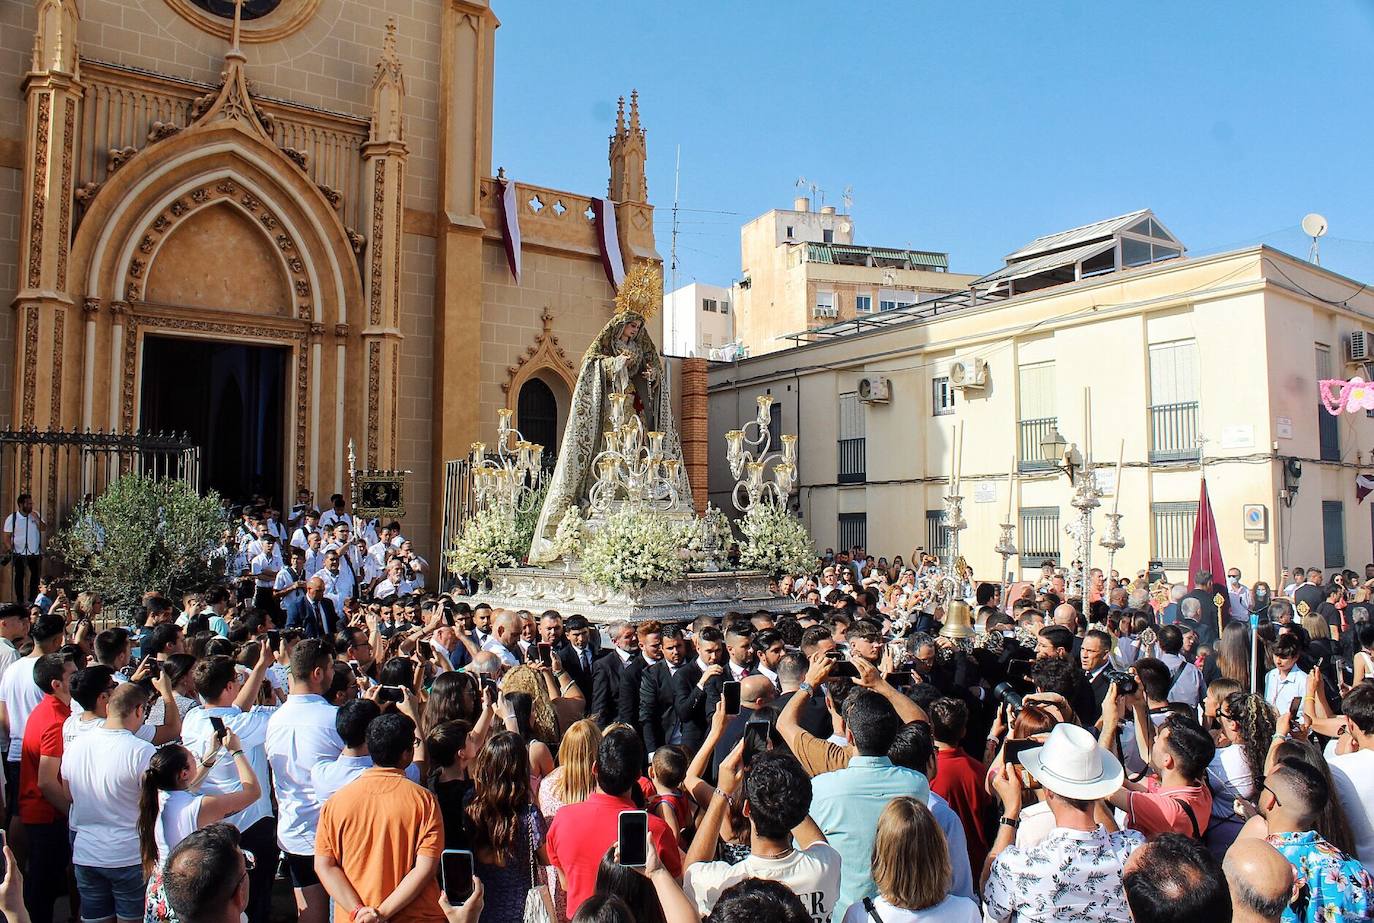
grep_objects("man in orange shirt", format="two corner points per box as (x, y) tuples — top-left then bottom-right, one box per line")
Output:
(315, 713), (444, 923)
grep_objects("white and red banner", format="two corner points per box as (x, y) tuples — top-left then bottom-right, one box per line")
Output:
(593, 197), (626, 291)
(498, 176), (522, 284)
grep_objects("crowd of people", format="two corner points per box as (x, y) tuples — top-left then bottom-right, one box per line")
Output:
(0, 498), (1372, 923)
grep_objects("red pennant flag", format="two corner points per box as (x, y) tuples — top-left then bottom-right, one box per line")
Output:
(497, 176), (522, 284)
(1187, 477), (1227, 633)
(593, 197), (626, 291)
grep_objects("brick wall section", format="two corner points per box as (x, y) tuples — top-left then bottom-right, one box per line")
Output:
(679, 357), (708, 511)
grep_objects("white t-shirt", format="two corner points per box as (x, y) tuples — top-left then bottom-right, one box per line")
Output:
(155, 789), (204, 867)
(264, 694), (344, 855)
(683, 841), (842, 921)
(0, 657), (44, 761)
(1014, 799), (1057, 850)
(62, 727), (155, 867)
(310, 754), (421, 803)
(1325, 744), (1374, 873)
(4, 512), (42, 555)
(839, 894), (981, 923)
(62, 712), (156, 747)
(182, 705), (277, 833)
(1206, 742), (1259, 816)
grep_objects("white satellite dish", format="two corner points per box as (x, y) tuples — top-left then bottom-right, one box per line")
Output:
(1302, 213), (1328, 265)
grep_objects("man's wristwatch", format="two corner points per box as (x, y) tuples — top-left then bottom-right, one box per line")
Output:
(999, 816), (1021, 829)
(798, 681), (814, 696)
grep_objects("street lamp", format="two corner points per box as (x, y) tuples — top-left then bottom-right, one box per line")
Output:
(1039, 425), (1078, 481)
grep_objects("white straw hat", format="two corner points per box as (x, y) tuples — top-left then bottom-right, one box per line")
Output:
(1019, 723), (1124, 800)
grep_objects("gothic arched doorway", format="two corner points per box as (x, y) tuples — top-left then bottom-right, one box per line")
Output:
(517, 377), (558, 470)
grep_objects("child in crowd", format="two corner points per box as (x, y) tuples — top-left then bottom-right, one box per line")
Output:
(640, 745), (693, 846)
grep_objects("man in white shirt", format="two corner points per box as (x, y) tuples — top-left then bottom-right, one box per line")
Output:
(4, 492), (45, 604)
(481, 609), (523, 668)
(683, 748), (840, 920)
(290, 509), (320, 552)
(1326, 683), (1374, 873)
(366, 525), (396, 574)
(64, 664), (181, 746)
(309, 698), (420, 801)
(182, 645), (276, 923)
(265, 638), (344, 923)
(1226, 568), (1252, 617)
(317, 495), (349, 532)
(0, 612), (65, 786)
(62, 682), (157, 923)
(250, 534), (283, 619)
(312, 550), (354, 614)
(372, 559), (418, 602)
(303, 530), (326, 581)
(275, 545), (309, 612)
(0, 603), (30, 677)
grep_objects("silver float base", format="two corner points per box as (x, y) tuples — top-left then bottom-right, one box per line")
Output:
(475, 566), (797, 624)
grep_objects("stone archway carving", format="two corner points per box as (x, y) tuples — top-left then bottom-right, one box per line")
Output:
(502, 308), (576, 402)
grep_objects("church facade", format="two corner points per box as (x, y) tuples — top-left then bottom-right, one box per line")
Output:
(0, 0), (658, 550)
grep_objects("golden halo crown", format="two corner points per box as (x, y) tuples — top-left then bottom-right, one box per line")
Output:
(613, 261), (662, 322)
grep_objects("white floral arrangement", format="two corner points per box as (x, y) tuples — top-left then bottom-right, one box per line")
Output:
(580, 506), (692, 591)
(683, 504), (736, 572)
(549, 506), (585, 562)
(447, 506), (523, 581)
(738, 503), (813, 578)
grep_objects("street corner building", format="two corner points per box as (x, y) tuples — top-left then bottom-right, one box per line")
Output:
(0, 0), (693, 555)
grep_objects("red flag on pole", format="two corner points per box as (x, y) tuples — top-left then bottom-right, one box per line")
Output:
(1187, 477), (1227, 633)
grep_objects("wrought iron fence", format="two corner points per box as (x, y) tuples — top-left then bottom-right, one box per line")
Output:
(1020, 506), (1061, 563)
(0, 428), (200, 538)
(1151, 501), (1197, 570)
(438, 458), (476, 591)
(837, 437), (866, 484)
(1149, 401), (1200, 463)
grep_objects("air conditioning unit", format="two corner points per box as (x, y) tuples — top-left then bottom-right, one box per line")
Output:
(950, 357), (989, 390)
(857, 376), (891, 403)
(813, 305), (838, 319)
(1349, 331), (1374, 363)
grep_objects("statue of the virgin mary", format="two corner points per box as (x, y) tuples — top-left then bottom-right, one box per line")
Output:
(528, 262), (693, 563)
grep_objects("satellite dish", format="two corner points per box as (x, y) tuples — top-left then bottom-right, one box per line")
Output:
(1301, 213), (1328, 238)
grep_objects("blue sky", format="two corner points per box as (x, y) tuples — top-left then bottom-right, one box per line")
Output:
(490, 2), (1374, 290)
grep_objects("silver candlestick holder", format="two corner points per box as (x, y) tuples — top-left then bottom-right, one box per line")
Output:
(1098, 511), (1125, 588)
(994, 521), (1018, 605)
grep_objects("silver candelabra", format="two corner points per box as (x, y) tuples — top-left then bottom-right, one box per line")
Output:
(725, 395), (797, 513)
(469, 408), (544, 514)
(587, 361), (687, 515)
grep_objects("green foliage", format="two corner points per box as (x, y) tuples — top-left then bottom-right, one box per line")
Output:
(51, 474), (225, 609)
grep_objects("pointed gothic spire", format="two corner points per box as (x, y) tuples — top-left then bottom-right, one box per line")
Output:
(608, 88), (647, 203)
(615, 95), (626, 138)
(368, 18), (406, 144)
(628, 89), (640, 134)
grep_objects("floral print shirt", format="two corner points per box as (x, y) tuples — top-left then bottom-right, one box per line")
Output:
(983, 825), (1145, 923)
(1268, 831), (1373, 923)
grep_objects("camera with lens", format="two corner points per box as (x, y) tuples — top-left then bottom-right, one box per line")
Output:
(992, 681), (1024, 712)
(1106, 670), (1137, 696)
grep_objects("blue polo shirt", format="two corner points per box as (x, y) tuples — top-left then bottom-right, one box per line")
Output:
(810, 755), (931, 908)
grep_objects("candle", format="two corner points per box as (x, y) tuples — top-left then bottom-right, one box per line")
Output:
(948, 425), (957, 493)
(957, 421), (965, 494)
(1005, 456), (1015, 522)
(1112, 438), (1125, 515)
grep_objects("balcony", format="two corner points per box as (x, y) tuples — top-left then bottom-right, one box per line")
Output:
(838, 437), (866, 484)
(1149, 401), (1200, 463)
(1017, 417), (1057, 473)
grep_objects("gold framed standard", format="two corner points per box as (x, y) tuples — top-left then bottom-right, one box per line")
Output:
(161, 0), (323, 44)
(353, 472), (408, 520)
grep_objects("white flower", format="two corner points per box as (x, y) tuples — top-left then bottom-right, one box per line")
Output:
(446, 507), (522, 581)
(738, 504), (813, 578)
(549, 507), (585, 561)
(581, 507), (693, 591)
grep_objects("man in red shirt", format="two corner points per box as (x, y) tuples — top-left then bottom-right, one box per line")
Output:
(18, 652), (76, 923)
(927, 697), (992, 873)
(546, 727), (681, 916)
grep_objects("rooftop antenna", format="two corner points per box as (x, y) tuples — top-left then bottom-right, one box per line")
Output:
(842, 185), (853, 215)
(794, 176), (810, 209)
(1301, 212), (1328, 266)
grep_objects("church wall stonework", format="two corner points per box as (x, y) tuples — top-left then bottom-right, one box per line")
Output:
(398, 230), (436, 548)
(0, 168), (18, 426)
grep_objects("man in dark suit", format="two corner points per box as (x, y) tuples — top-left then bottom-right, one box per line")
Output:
(1079, 628), (1115, 724)
(284, 577), (339, 639)
(673, 626), (727, 752)
(639, 626), (688, 755)
(591, 620), (638, 727)
(560, 614), (597, 699)
(618, 621), (664, 733)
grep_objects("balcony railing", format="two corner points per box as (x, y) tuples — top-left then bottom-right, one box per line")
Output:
(838, 438), (866, 484)
(1017, 417), (1057, 473)
(1149, 401), (1200, 463)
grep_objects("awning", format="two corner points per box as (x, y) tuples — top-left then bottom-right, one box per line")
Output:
(974, 238), (1116, 288)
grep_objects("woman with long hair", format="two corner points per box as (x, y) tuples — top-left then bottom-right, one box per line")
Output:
(538, 718), (601, 922)
(1204, 691), (1274, 856)
(501, 690), (556, 794)
(1211, 621), (1254, 689)
(1353, 623), (1374, 686)
(984, 705), (1060, 852)
(425, 670), (494, 745)
(467, 731), (548, 923)
(841, 796), (979, 923)
(427, 719), (475, 850)
(138, 730), (261, 921)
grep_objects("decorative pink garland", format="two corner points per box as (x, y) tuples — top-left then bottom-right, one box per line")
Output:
(1319, 378), (1374, 415)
